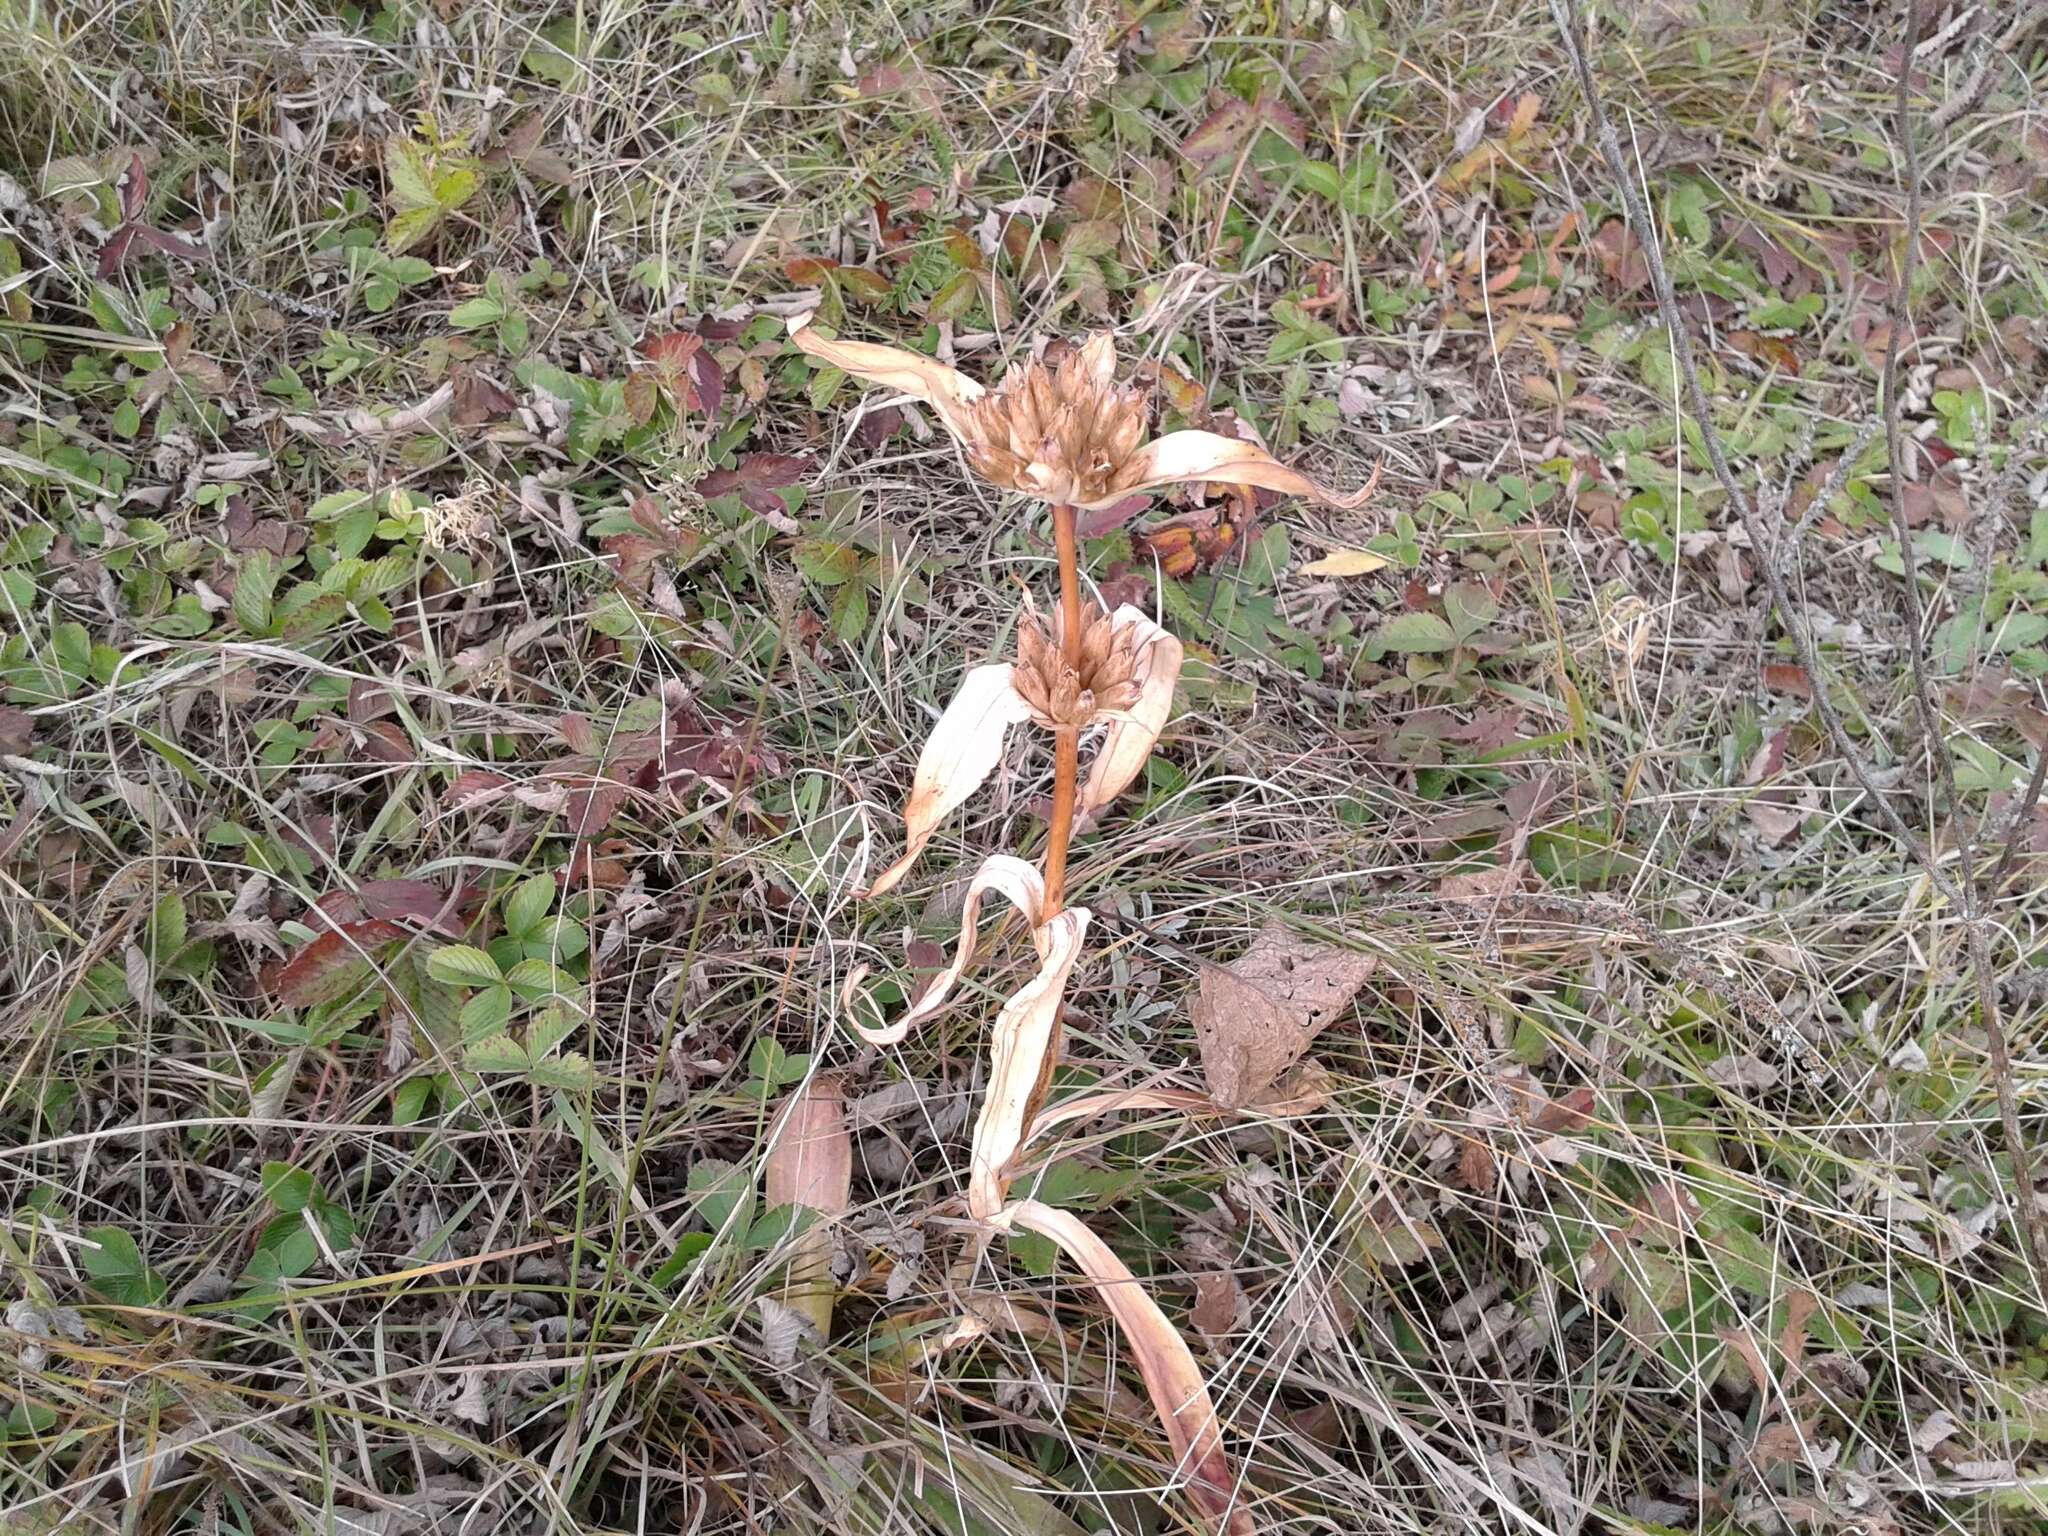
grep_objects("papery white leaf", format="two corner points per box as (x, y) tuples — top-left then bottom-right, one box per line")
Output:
(1079, 605), (1183, 820)
(789, 317), (985, 442)
(966, 908), (1089, 1220)
(843, 854), (1047, 1045)
(988, 1199), (1253, 1535)
(1103, 429), (1383, 511)
(864, 663), (1034, 898)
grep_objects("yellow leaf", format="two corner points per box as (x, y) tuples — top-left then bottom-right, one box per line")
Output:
(384, 137), (437, 211)
(1300, 547), (1391, 577)
(384, 204), (443, 254)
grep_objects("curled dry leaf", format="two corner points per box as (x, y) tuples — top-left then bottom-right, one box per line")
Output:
(842, 854), (1046, 1044)
(787, 317), (986, 441)
(1024, 1068), (1335, 1149)
(1078, 605), (1184, 820)
(989, 1200), (1253, 1536)
(864, 664), (1035, 898)
(966, 907), (1090, 1219)
(1116, 432), (1383, 512)
(764, 1076), (853, 1337)
(1191, 918), (1380, 1107)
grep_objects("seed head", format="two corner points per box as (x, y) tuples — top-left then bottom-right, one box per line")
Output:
(1013, 597), (1143, 730)
(956, 334), (1152, 508)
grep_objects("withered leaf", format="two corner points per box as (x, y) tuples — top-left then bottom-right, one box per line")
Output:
(1589, 219), (1649, 293)
(274, 919), (406, 1008)
(1186, 1256), (1245, 1342)
(1191, 917), (1379, 1107)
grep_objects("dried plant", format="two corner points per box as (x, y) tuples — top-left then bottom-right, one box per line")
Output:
(805, 317), (1378, 1533)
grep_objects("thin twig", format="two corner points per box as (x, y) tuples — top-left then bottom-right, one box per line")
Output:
(1548, 0), (2048, 1296)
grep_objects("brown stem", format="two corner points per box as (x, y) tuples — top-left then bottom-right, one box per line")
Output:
(1042, 503), (1084, 918)
(1028, 505), (1087, 1136)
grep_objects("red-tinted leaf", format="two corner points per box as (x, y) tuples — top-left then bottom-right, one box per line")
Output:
(348, 679), (398, 723)
(699, 452), (809, 515)
(279, 814), (337, 859)
(1076, 494), (1153, 539)
(557, 713), (597, 755)
(1589, 220), (1649, 293)
(223, 501), (306, 557)
(558, 841), (631, 891)
(687, 349), (725, 417)
(853, 404), (902, 450)
(603, 533), (671, 587)
(119, 153), (148, 222)
(133, 226), (210, 263)
(494, 111), (546, 164)
(654, 722), (781, 797)
(1531, 1085), (1595, 1134)
(357, 719), (411, 763)
(563, 777), (628, 839)
(784, 255), (840, 283)
(275, 919), (406, 1008)
(643, 331), (717, 413)
(358, 878), (463, 928)
(1182, 99), (1257, 169)
(643, 331), (703, 369)
(451, 367), (517, 427)
(95, 226), (139, 279)
(1258, 99), (1308, 152)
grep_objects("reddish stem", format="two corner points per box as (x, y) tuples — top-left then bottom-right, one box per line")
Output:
(1042, 503), (1083, 917)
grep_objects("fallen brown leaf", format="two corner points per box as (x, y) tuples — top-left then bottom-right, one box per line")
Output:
(764, 1076), (852, 1338)
(1191, 918), (1378, 1107)
(1760, 662), (1812, 698)
(1184, 1240), (1246, 1343)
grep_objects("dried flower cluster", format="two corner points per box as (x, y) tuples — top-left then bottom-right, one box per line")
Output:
(953, 332), (1150, 507)
(1013, 597), (1141, 730)
(790, 317), (1381, 513)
